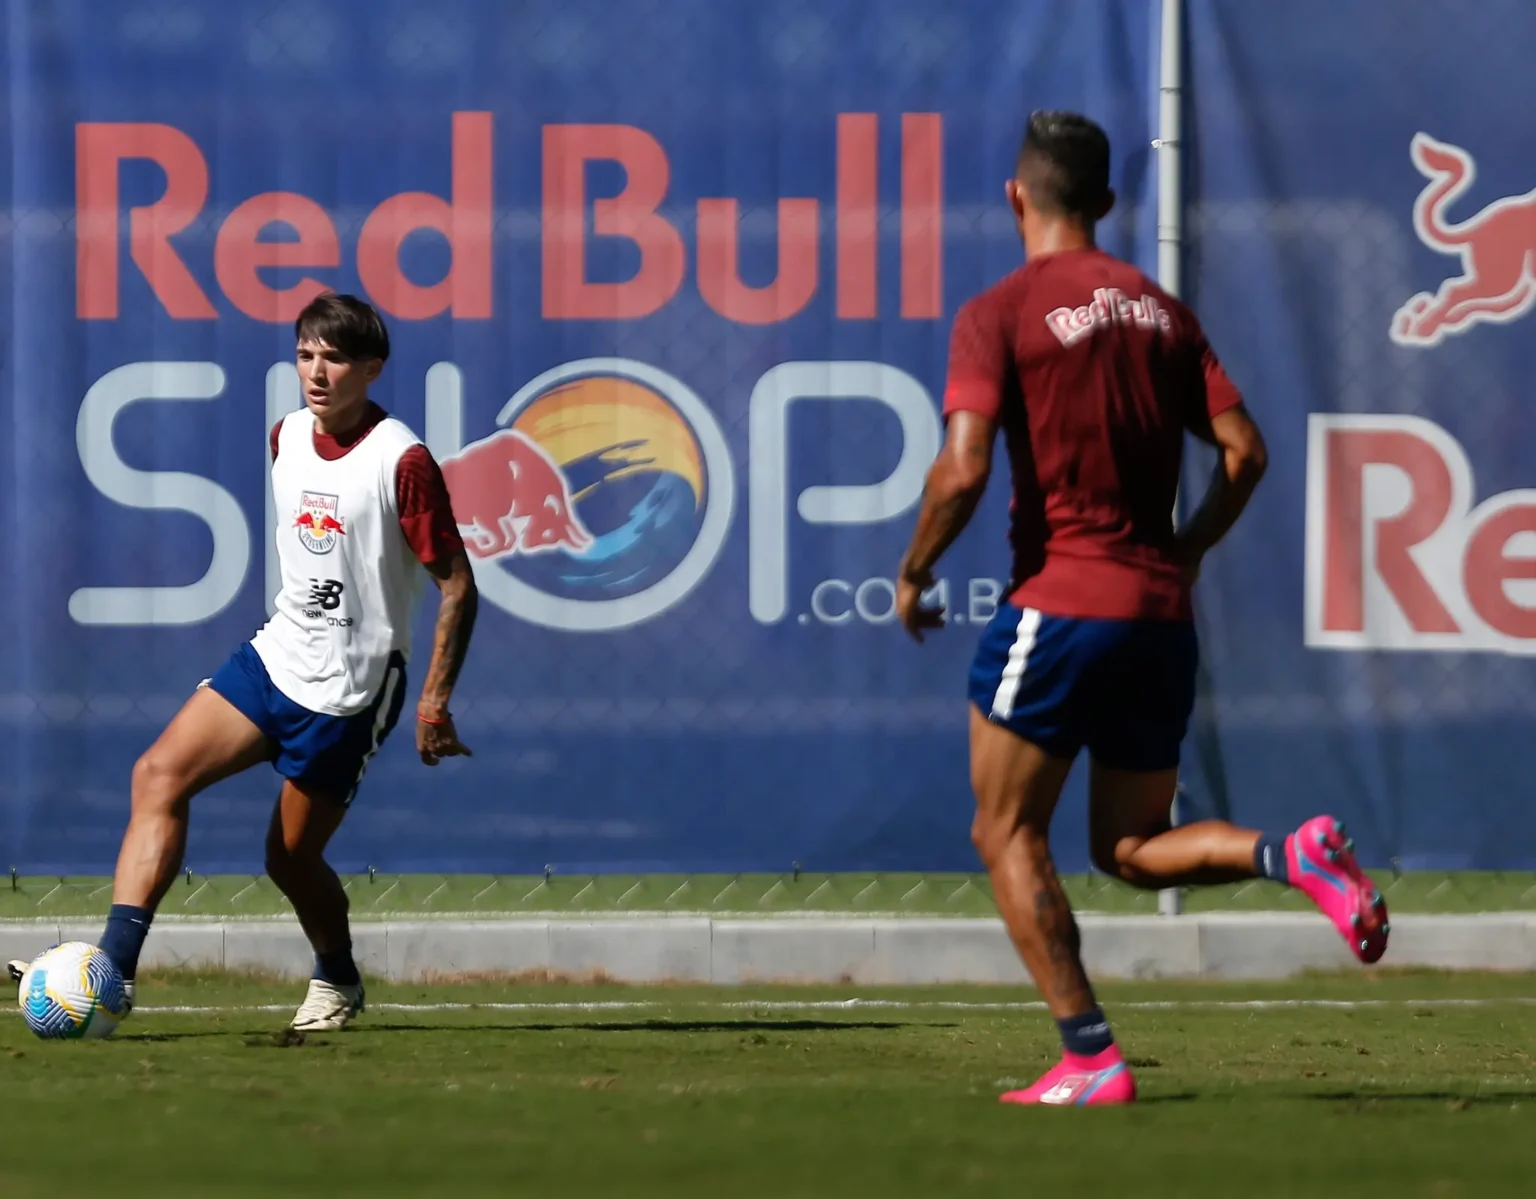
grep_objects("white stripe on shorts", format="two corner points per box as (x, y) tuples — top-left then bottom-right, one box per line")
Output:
(991, 606), (1042, 721)
(345, 661), (402, 802)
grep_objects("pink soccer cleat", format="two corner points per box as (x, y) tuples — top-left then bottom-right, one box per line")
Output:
(1288, 815), (1390, 964)
(1000, 1046), (1137, 1106)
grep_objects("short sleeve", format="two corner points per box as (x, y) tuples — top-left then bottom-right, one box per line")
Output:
(395, 444), (466, 566)
(1179, 309), (1244, 437)
(269, 420), (283, 463)
(942, 294), (1011, 420)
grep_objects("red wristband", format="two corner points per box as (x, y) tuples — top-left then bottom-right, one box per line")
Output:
(417, 708), (450, 726)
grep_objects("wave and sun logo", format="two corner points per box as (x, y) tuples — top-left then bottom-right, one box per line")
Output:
(440, 359), (735, 632)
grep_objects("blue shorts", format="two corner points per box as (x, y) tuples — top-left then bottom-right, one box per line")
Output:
(207, 642), (408, 805)
(968, 602), (1197, 771)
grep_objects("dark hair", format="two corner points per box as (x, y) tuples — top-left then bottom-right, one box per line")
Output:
(294, 292), (390, 362)
(1016, 110), (1111, 219)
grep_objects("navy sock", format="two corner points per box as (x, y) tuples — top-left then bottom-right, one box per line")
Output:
(99, 903), (153, 981)
(314, 946), (360, 987)
(1057, 1007), (1115, 1058)
(1254, 833), (1291, 884)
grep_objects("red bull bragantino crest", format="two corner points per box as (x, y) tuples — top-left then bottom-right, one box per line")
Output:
(1390, 132), (1536, 347)
(295, 492), (345, 555)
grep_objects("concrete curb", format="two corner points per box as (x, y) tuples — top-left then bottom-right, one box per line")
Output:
(2, 914), (1533, 983)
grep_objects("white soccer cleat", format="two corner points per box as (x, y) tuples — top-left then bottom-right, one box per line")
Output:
(289, 978), (365, 1032)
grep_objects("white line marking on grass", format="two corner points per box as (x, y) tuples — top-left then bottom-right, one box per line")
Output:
(81, 996), (1536, 1016)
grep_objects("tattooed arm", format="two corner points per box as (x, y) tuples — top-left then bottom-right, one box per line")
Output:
(394, 444), (478, 765)
(414, 551), (478, 765)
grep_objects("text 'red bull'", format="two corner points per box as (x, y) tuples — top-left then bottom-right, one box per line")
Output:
(75, 112), (944, 326)
(439, 429), (592, 559)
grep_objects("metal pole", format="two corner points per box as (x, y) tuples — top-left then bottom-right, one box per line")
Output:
(1156, 0), (1185, 918)
(1155, 0), (1183, 298)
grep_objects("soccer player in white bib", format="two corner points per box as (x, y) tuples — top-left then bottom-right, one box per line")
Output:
(11, 294), (478, 1031)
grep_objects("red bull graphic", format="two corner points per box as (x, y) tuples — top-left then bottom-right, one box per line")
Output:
(440, 430), (593, 559)
(1390, 133), (1536, 347)
(440, 360), (735, 632)
(294, 492), (345, 555)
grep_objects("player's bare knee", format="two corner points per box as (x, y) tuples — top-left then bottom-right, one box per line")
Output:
(970, 812), (1001, 867)
(264, 840), (304, 885)
(269, 828), (331, 882)
(129, 749), (189, 816)
(1088, 830), (1153, 885)
(972, 809), (1050, 873)
(970, 809), (1020, 870)
(264, 823), (302, 883)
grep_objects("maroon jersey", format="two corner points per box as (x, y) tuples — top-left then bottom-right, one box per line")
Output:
(271, 402), (465, 566)
(942, 247), (1244, 621)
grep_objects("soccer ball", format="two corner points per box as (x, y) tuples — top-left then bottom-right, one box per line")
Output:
(18, 941), (130, 1040)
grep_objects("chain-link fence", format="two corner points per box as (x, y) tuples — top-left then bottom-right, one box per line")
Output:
(5, 869), (1535, 920)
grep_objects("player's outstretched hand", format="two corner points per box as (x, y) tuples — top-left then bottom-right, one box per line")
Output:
(896, 566), (945, 643)
(416, 710), (473, 767)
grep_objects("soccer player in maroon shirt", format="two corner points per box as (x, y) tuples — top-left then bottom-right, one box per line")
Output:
(896, 112), (1390, 1106)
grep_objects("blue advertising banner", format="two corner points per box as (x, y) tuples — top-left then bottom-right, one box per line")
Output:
(2, 1), (1160, 872)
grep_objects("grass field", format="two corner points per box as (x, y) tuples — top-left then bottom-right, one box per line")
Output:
(4, 969), (1534, 1197)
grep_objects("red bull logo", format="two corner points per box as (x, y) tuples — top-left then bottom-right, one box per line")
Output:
(294, 492), (345, 554)
(1390, 133), (1536, 347)
(439, 359), (735, 633)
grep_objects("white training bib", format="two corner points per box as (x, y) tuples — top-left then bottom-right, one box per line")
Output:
(250, 409), (426, 715)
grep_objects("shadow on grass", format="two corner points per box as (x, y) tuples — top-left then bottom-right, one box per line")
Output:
(96, 1017), (952, 1046)
(110, 1030), (284, 1044)
(351, 1018), (932, 1035)
(147, 1019), (938, 1048)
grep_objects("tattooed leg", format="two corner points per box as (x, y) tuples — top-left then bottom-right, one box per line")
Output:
(967, 704), (1097, 1019)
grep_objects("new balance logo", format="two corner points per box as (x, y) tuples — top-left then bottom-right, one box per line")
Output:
(306, 579), (344, 611)
(303, 579), (350, 624)
(1046, 287), (1173, 347)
